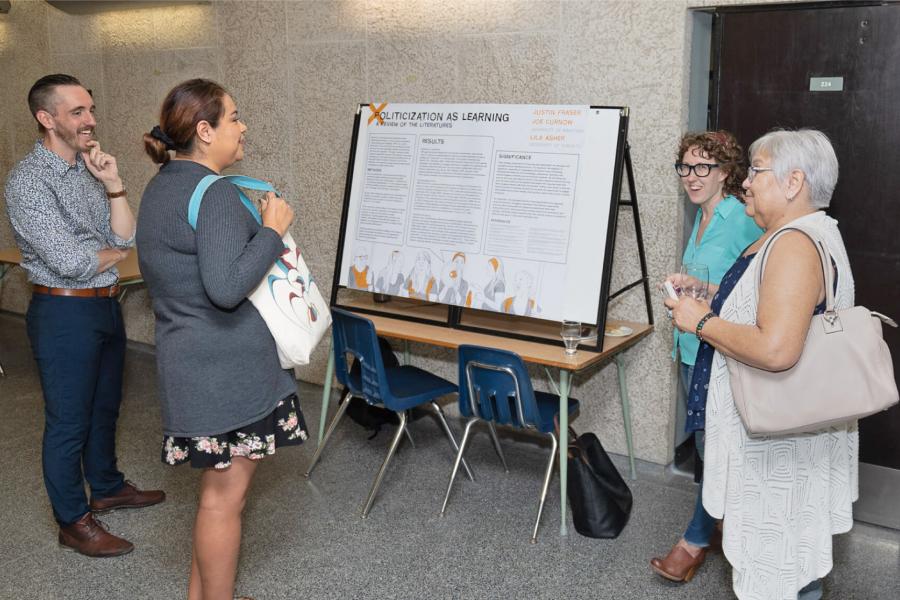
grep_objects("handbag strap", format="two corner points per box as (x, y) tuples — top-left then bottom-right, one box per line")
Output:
(754, 223), (836, 313)
(187, 174), (280, 230)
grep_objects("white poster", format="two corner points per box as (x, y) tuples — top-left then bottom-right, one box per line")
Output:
(339, 104), (621, 325)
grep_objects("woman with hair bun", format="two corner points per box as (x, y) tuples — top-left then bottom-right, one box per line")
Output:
(136, 79), (306, 600)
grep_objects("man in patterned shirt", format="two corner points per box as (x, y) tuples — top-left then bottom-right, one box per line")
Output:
(4, 74), (165, 558)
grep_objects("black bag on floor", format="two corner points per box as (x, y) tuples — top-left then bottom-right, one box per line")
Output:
(339, 336), (400, 439)
(567, 427), (633, 538)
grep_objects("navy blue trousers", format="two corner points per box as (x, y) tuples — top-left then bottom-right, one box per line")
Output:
(26, 294), (126, 525)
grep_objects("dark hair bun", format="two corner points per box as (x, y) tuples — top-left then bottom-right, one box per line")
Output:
(143, 133), (170, 165)
(143, 78), (227, 166)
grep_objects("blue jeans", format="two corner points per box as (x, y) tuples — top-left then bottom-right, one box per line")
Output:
(680, 362), (717, 547)
(798, 579), (823, 600)
(26, 294), (126, 525)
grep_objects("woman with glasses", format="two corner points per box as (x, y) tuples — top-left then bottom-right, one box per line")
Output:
(650, 131), (762, 583)
(663, 130), (853, 600)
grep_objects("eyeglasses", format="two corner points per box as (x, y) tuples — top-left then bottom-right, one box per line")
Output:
(747, 166), (774, 182)
(674, 162), (719, 177)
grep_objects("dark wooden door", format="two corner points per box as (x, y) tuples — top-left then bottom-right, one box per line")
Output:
(711, 2), (900, 471)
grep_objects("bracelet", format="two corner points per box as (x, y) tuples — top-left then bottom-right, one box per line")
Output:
(695, 311), (716, 342)
(106, 189), (126, 199)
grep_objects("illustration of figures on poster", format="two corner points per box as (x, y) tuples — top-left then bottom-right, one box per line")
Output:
(347, 245), (374, 292)
(346, 244), (555, 317)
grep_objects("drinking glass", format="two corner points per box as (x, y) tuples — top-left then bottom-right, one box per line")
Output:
(561, 320), (581, 355)
(680, 263), (709, 300)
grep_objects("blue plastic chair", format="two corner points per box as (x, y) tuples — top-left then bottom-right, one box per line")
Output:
(305, 308), (473, 517)
(441, 344), (580, 542)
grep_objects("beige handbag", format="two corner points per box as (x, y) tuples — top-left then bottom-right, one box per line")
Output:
(726, 226), (899, 436)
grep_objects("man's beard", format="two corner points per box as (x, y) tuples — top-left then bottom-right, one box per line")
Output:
(56, 123), (93, 153)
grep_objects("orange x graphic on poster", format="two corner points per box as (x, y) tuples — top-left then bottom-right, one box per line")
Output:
(368, 102), (387, 125)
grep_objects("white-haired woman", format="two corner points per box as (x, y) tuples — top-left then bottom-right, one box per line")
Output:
(666, 129), (855, 600)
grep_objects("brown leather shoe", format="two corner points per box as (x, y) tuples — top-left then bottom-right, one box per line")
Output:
(650, 540), (707, 583)
(59, 512), (134, 558)
(90, 480), (166, 513)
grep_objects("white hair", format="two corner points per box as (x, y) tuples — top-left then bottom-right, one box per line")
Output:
(748, 129), (839, 209)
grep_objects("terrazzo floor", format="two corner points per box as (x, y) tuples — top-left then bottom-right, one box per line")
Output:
(1, 312), (898, 600)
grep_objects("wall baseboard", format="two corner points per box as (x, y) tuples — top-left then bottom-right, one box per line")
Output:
(856, 462), (900, 530)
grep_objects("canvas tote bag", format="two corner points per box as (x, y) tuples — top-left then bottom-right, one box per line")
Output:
(726, 225), (898, 436)
(188, 175), (331, 368)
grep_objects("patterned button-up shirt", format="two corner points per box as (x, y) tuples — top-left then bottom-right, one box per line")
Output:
(4, 141), (133, 288)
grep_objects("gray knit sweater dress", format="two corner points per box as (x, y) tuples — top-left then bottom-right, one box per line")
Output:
(137, 160), (300, 443)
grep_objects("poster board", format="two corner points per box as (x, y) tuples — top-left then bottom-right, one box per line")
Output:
(332, 103), (628, 348)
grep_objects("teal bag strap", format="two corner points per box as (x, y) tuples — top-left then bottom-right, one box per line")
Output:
(187, 174), (279, 230)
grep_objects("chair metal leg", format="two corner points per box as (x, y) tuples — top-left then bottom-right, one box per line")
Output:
(402, 413), (416, 448)
(486, 422), (508, 473)
(305, 390), (352, 478)
(362, 411), (408, 518)
(531, 432), (559, 544)
(440, 417), (479, 515)
(431, 402), (475, 482)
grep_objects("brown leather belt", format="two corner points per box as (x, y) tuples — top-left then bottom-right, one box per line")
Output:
(33, 285), (120, 298)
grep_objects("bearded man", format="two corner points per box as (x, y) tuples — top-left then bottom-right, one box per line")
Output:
(4, 74), (164, 558)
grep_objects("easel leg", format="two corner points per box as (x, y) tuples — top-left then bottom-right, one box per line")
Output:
(623, 142), (655, 327)
(558, 369), (571, 536)
(318, 342), (335, 445)
(403, 340), (410, 365)
(615, 354), (637, 480)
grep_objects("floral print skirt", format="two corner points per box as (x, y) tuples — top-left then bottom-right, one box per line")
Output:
(161, 393), (308, 470)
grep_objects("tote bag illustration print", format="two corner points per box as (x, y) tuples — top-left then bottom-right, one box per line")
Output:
(188, 175), (331, 368)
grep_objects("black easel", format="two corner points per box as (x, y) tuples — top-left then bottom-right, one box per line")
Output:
(331, 105), (655, 349)
(605, 142), (654, 327)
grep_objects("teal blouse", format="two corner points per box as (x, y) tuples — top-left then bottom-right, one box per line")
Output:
(673, 195), (763, 366)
